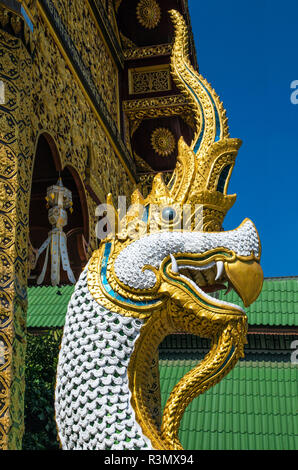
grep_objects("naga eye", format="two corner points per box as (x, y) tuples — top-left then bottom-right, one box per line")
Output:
(162, 207), (176, 222)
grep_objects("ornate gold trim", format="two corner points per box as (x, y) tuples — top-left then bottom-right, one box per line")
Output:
(128, 296), (247, 449)
(123, 95), (193, 137)
(0, 29), (33, 450)
(170, 10), (230, 155)
(18, 1), (36, 25)
(123, 94), (189, 115)
(85, 1), (121, 130)
(151, 128), (176, 157)
(87, 245), (164, 318)
(123, 43), (172, 60)
(136, 0), (161, 30)
(160, 315), (247, 448)
(128, 64), (171, 95)
(37, 1), (136, 186)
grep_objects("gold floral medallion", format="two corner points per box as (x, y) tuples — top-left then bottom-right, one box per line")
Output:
(136, 0), (161, 30)
(151, 127), (176, 156)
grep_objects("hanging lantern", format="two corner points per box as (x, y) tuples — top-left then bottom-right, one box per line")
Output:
(35, 177), (76, 286)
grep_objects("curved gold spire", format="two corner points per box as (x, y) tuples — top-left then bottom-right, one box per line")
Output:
(161, 10), (242, 230)
(169, 9), (230, 154)
(104, 11), (243, 232)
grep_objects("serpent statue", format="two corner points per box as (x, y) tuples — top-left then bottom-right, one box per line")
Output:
(55, 10), (263, 450)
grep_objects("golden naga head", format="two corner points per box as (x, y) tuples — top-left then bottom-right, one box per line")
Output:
(88, 9), (263, 321)
(87, 10), (263, 449)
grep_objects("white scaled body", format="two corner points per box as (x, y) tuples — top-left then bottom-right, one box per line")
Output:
(55, 267), (153, 450)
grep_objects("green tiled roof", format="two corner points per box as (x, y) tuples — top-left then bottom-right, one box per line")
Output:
(26, 277), (298, 328)
(159, 333), (297, 357)
(218, 277), (298, 326)
(159, 357), (298, 450)
(27, 285), (74, 327)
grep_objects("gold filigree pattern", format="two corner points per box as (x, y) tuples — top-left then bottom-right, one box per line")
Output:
(160, 314), (247, 448)
(127, 298), (248, 450)
(128, 65), (171, 95)
(137, 171), (173, 199)
(0, 27), (33, 450)
(170, 10), (230, 155)
(123, 95), (193, 137)
(0, 0), (136, 449)
(151, 128), (176, 157)
(124, 43), (172, 60)
(207, 153), (235, 191)
(136, 0), (161, 30)
(87, 246), (163, 319)
(114, 0), (123, 13)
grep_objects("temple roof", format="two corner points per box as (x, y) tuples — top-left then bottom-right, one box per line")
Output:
(159, 355), (297, 450)
(218, 277), (298, 327)
(27, 284), (73, 328)
(26, 277), (298, 328)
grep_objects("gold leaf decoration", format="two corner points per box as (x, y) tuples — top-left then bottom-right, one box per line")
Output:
(136, 0), (161, 30)
(151, 128), (176, 157)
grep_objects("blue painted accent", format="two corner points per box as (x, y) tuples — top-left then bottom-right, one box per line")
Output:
(180, 61), (222, 152)
(208, 345), (235, 381)
(100, 243), (158, 307)
(220, 345), (235, 371)
(184, 62), (222, 142)
(21, 7), (34, 32)
(198, 345), (236, 385)
(168, 173), (176, 190)
(217, 164), (231, 193)
(142, 205), (149, 223)
(178, 70), (205, 152)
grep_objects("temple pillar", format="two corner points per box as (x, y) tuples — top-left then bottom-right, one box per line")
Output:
(0, 18), (33, 449)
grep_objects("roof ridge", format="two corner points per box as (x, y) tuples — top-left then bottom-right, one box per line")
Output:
(27, 284), (75, 289)
(264, 276), (298, 280)
(179, 428), (295, 436)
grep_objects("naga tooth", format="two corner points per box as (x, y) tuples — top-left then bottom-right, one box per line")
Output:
(215, 261), (224, 281)
(170, 254), (179, 273)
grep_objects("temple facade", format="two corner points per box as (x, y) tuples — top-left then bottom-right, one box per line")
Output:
(0, 0), (199, 450)
(1, 1), (296, 452)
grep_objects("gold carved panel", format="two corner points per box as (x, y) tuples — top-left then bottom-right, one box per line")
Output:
(40, 0), (120, 128)
(128, 65), (171, 95)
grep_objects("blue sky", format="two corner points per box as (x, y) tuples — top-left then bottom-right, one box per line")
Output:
(188, 0), (298, 277)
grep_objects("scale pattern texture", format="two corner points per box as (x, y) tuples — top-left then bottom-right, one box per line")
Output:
(55, 267), (153, 450)
(114, 220), (260, 289)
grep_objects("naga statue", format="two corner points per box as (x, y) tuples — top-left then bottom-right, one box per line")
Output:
(55, 11), (263, 450)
